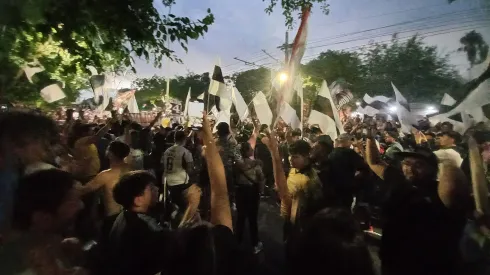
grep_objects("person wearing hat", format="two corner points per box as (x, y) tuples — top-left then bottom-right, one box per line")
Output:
(434, 130), (464, 167)
(365, 133), (469, 275)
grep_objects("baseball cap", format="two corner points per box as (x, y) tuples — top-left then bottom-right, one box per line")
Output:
(395, 147), (439, 169)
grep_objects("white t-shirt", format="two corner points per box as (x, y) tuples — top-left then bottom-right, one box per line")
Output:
(162, 145), (193, 186)
(434, 148), (463, 167)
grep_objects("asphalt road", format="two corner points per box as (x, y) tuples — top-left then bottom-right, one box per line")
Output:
(236, 199), (381, 275)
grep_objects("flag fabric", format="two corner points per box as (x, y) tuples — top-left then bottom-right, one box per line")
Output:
(183, 87), (191, 116)
(89, 75), (105, 104)
(253, 91), (273, 126)
(113, 89), (136, 111)
(40, 84), (66, 103)
(127, 95), (140, 113)
(86, 66), (98, 76)
(329, 81), (354, 110)
(208, 65), (226, 96)
(24, 65), (44, 83)
(280, 76), (303, 130)
(232, 87), (249, 121)
(197, 92), (204, 100)
(430, 77), (490, 125)
(308, 80), (344, 139)
(280, 7), (310, 105)
(280, 102), (301, 130)
(213, 109), (232, 133)
(356, 94), (393, 116)
(391, 83), (417, 133)
(165, 78), (170, 100)
(96, 90), (111, 112)
(441, 93), (457, 106)
(208, 64), (227, 112)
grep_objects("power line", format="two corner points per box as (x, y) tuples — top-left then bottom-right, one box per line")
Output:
(231, 8), (486, 68)
(222, 2), (470, 68)
(249, 19), (488, 68)
(228, 23), (487, 76)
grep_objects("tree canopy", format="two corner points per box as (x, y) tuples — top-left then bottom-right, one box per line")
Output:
(0, 0), (214, 104)
(133, 35), (467, 108)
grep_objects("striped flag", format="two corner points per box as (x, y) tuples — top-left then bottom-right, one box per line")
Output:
(208, 64), (228, 112)
(357, 94), (393, 116)
(308, 80), (344, 139)
(392, 83), (417, 133)
(278, 7), (310, 108)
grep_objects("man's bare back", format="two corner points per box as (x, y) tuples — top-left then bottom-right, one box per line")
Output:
(77, 164), (131, 216)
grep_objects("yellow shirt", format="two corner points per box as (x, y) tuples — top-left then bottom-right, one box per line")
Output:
(74, 137), (100, 178)
(281, 169), (309, 223)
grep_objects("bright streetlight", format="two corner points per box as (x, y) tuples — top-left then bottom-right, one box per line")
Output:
(279, 72), (288, 82)
(355, 101), (361, 106)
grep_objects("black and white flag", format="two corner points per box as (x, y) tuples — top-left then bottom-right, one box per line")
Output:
(308, 80), (344, 139)
(208, 64), (229, 112)
(357, 94), (393, 116)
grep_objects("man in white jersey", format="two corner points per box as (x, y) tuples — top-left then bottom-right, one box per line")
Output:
(162, 130), (194, 213)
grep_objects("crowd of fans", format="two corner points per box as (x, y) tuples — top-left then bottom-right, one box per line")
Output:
(0, 108), (489, 275)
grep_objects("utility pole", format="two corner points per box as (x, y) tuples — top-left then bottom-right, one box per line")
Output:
(285, 31), (289, 64)
(276, 31), (292, 65)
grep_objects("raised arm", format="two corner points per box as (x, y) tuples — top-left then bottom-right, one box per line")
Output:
(145, 112), (163, 130)
(262, 131), (291, 217)
(365, 129), (387, 180)
(76, 173), (106, 195)
(202, 114), (233, 230)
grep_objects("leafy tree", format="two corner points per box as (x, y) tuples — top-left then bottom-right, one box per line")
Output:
(0, 0), (214, 103)
(263, 0), (329, 28)
(134, 72), (210, 106)
(360, 35), (463, 102)
(232, 68), (272, 102)
(302, 50), (364, 97)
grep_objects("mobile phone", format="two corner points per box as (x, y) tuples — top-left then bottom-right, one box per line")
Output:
(188, 101), (204, 118)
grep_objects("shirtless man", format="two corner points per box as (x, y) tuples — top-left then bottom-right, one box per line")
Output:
(77, 141), (131, 216)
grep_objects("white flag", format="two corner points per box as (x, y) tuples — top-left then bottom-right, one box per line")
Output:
(280, 102), (301, 130)
(441, 93), (456, 106)
(24, 66), (44, 83)
(197, 92), (204, 100)
(40, 84), (66, 103)
(183, 87), (191, 116)
(127, 95), (140, 113)
(253, 91), (273, 126)
(232, 87), (249, 121)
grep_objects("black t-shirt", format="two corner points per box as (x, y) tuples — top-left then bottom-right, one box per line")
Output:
(380, 167), (466, 275)
(106, 211), (243, 275)
(327, 147), (366, 207)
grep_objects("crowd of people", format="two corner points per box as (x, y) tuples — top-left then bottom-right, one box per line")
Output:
(0, 107), (489, 275)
